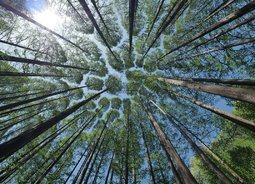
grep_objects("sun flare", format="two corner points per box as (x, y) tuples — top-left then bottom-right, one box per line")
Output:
(33, 8), (64, 30)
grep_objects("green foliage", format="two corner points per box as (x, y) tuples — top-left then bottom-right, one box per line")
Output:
(99, 97), (110, 110)
(111, 98), (122, 109)
(105, 75), (122, 94)
(86, 77), (104, 90)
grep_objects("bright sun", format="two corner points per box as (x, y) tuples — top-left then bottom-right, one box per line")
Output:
(33, 8), (64, 30)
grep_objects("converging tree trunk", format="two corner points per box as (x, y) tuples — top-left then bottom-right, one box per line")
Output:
(158, 77), (255, 105)
(0, 89), (107, 160)
(143, 104), (197, 184)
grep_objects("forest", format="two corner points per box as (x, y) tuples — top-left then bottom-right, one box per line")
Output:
(0, 0), (254, 183)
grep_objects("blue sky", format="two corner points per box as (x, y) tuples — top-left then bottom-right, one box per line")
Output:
(25, 0), (46, 12)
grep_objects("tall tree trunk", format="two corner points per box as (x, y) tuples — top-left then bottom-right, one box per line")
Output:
(139, 122), (156, 184)
(0, 71), (70, 78)
(0, 95), (68, 118)
(171, 78), (255, 86)
(150, 100), (232, 184)
(0, 2), (87, 53)
(143, 0), (165, 45)
(129, 0), (137, 55)
(158, 77), (255, 105)
(34, 112), (98, 184)
(83, 136), (106, 184)
(77, 115), (111, 183)
(0, 89), (107, 160)
(66, 0), (88, 25)
(160, 143), (182, 184)
(143, 104), (197, 184)
(174, 114), (245, 183)
(0, 54), (92, 71)
(64, 139), (95, 184)
(0, 111), (90, 182)
(0, 85), (89, 112)
(0, 40), (47, 54)
(104, 152), (114, 184)
(172, 92), (255, 131)
(159, 1), (255, 60)
(77, 0), (120, 62)
(91, 0), (111, 36)
(92, 152), (105, 184)
(125, 112), (130, 184)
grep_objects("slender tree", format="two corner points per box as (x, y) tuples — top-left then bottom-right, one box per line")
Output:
(0, 89), (107, 160)
(158, 77), (255, 105)
(150, 100), (233, 184)
(143, 104), (197, 184)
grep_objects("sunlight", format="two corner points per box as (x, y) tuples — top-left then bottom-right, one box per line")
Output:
(33, 8), (64, 30)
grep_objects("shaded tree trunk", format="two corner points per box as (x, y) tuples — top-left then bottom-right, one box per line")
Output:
(104, 152), (114, 184)
(159, 1), (255, 60)
(150, 100), (232, 184)
(0, 71), (70, 78)
(34, 112), (98, 184)
(139, 122), (156, 184)
(143, 104), (197, 184)
(0, 89), (107, 160)
(0, 85), (89, 111)
(172, 92), (255, 131)
(158, 77), (255, 105)
(0, 54), (92, 71)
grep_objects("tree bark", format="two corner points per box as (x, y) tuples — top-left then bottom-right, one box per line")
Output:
(34, 112), (98, 184)
(150, 100), (232, 184)
(172, 92), (255, 131)
(0, 54), (92, 71)
(0, 71), (70, 78)
(0, 89), (107, 160)
(0, 85), (88, 112)
(158, 77), (255, 105)
(104, 152), (114, 184)
(159, 1), (255, 60)
(143, 104), (197, 184)
(139, 122), (156, 184)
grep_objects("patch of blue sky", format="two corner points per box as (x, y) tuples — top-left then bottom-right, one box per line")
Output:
(25, 0), (46, 12)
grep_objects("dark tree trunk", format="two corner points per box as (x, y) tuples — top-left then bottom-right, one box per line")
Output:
(104, 152), (114, 184)
(0, 54), (92, 71)
(150, 100), (232, 184)
(158, 77), (255, 105)
(0, 85), (88, 112)
(0, 71), (70, 78)
(34, 112), (98, 184)
(172, 92), (255, 131)
(0, 89), (107, 160)
(159, 1), (255, 60)
(77, 0), (120, 62)
(0, 40), (47, 54)
(143, 105), (197, 184)
(139, 122), (156, 184)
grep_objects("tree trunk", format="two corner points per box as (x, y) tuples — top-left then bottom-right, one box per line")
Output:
(160, 143), (182, 184)
(34, 112), (98, 184)
(104, 152), (114, 184)
(150, 100), (232, 184)
(125, 112), (130, 184)
(0, 40), (47, 54)
(0, 54), (91, 71)
(172, 92), (255, 131)
(129, 0), (137, 55)
(0, 85), (88, 112)
(77, 0), (119, 62)
(0, 89), (107, 160)
(92, 152), (106, 184)
(159, 1), (255, 60)
(139, 122), (156, 184)
(77, 115), (110, 183)
(158, 77), (255, 105)
(0, 2), (87, 53)
(143, 104), (197, 184)
(0, 71), (70, 78)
